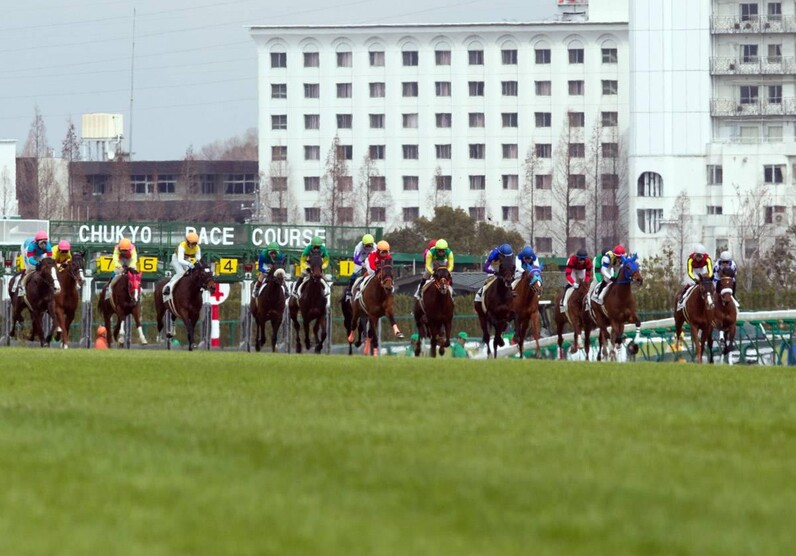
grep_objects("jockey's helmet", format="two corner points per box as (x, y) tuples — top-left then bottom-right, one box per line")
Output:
(427, 239), (437, 250)
(498, 244), (513, 256)
(719, 251), (732, 262)
(520, 246), (535, 260)
(376, 240), (390, 253)
(435, 239), (448, 251)
(119, 238), (132, 251)
(186, 232), (199, 245)
(613, 245), (626, 256)
(97, 326), (107, 337)
(311, 236), (323, 247)
(693, 243), (707, 255)
(58, 240), (71, 251)
(576, 248), (588, 259)
(267, 242), (279, 253)
(34, 230), (48, 242)
(362, 233), (375, 246)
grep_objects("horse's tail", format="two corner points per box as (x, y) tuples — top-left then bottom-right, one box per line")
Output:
(341, 294), (352, 331)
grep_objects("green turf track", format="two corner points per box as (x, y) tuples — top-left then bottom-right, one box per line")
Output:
(1, 350), (795, 556)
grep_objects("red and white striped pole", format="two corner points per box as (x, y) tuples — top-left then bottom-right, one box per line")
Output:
(208, 283), (230, 349)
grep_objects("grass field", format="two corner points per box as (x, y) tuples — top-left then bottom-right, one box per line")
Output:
(1, 350), (795, 555)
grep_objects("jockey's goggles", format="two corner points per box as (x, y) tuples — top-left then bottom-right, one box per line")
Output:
(37, 240), (47, 247)
(379, 250), (389, 256)
(269, 250), (278, 256)
(364, 243), (373, 248)
(187, 241), (197, 248)
(523, 256), (532, 262)
(436, 249), (446, 254)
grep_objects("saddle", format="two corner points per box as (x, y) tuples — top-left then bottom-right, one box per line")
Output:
(676, 284), (698, 312)
(354, 274), (376, 304)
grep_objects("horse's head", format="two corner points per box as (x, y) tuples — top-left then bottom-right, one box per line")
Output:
(718, 270), (734, 304)
(378, 262), (394, 292)
(433, 266), (452, 295)
(620, 253), (643, 285)
(66, 252), (85, 288)
(126, 268), (142, 302)
(498, 257), (515, 286)
(271, 266), (286, 286)
(699, 276), (715, 310)
(37, 258), (56, 290)
(527, 268), (543, 295)
(194, 260), (216, 293)
(307, 253), (324, 282)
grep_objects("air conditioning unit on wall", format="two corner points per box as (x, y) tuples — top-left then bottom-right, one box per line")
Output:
(774, 214), (785, 224)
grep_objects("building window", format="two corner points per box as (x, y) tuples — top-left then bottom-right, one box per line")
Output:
(369, 114), (384, 129)
(468, 49), (484, 65)
(707, 165), (723, 185)
(502, 81), (518, 96)
(337, 207), (354, 223)
(502, 144), (518, 159)
(436, 175), (452, 190)
(469, 144), (485, 159)
(602, 48), (618, 63)
(402, 145), (419, 159)
(535, 206), (552, 221)
(741, 44), (758, 63)
(337, 145), (353, 160)
(370, 207), (386, 222)
(602, 205), (619, 219)
(602, 111), (618, 127)
(768, 85), (782, 103)
(436, 113), (452, 128)
(86, 175), (107, 196)
(303, 52), (319, 67)
(271, 208), (287, 223)
(402, 51), (419, 66)
(369, 176), (386, 191)
(402, 82), (418, 97)
(568, 174), (586, 189)
(502, 113), (518, 128)
(337, 176), (353, 191)
(271, 84), (287, 99)
(336, 83), (352, 98)
(602, 143), (619, 158)
(638, 209), (663, 233)
(502, 206), (519, 222)
(768, 44), (782, 63)
(469, 175), (485, 190)
(198, 175), (215, 195)
(469, 207), (485, 221)
(468, 81), (485, 96)
(740, 85), (759, 104)
(568, 48), (584, 64)
(535, 237), (553, 252)
(568, 206), (586, 221)
(568, 112), (585, 128)
(304, 83), (319, 98)
(271, 146), (287, 161)
(502, 174), (519, 190)
(535, 48), (551, 64)
(569, 80), (585, 95)
(502, 49), (517, 64)
(764, 165), (784, 183)
(535, 144), (552, 158)
(403, 176), (419, 191)
(270, 177), (287, 191)
(157, 175), (176, 194)
(435, 144), (451, 159)
(765, 205), (786, 224)
(305, 207), (321, 222)
(535, 81), (551, 96)
(304, 146), (320, 160)
(304, 177), (320, 191)
(304, 114), (320, 130)
(435, 49), (451, 65)
(469, 113), (485, 128)
(369, 145), (385, 160)
(369, 51), (385, 66)
(436, 81), (452, 96)
(403, 207), (420, 222)
(740, 3), (759, 21)
(768, 2), (782, 18)
(637, 172), (663, 197)
(402, 113), (418, 128)
(569, 143), (585, 158)
(224, 174), (257, 195)
(337, 114), (353, 129)
(271, 115), (287, 130)
(535, 175), (552, 190)
(270, 52), (286, 68)
(602, 80), (618, 95)
(337, 51), (352, 67)
(369, 82), (385, 98)
(601, 174), (619, 189)
(707, 205), (724, 215)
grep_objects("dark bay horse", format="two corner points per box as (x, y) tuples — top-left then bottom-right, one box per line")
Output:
(99, 267), (147, 347)
(512, 268), (543, 358)
(346, 261), (404, 356)
(553, 281), (589, 359)
(474, 257), (515, 358)
(154, 260), (216, 351)
(587, 254), (643, 361)
(49, 252), (85, 349)
(674, 276), (716, 364)
(252, 266), (287, 352)
(413, 266), (454, 357)
(8, 258), (57, 346)
(289, 253), (328, 354)
(712, 270), (737, 359)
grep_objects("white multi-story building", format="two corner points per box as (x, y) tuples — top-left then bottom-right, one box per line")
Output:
(0, 139), (18, 218)
(251, 12), (630, 255)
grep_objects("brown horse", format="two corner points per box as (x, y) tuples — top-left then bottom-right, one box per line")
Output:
(674, 276), (716, 364)
(346, 261), (404, 356)
(413, 266), (454, 357)
(289, 253), (328, 354)
(712, 270), (737, 359)
(512, 268), (543, 358)
(99, 267), (147, 347)
(553, 281), (589, 359)
(8, 258), (57, 346)
(154, 259), (216, 351)
(49, 252), (85, 349)
(587, 254), (643, 361)
(474, 257), (515, 358)
(251, 266), (287, 352)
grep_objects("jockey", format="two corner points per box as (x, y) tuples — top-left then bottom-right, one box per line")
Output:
(365, 240), (392, 276)
(422, 239), (437, 261)
(292, 235), (330, 297)
(255, 242), (287, 294)
(348, 233), (376, 296)
(163, 231), (201, 297)
(51, 240), (73, 268)
(560, 248), (592, 311)
(514, 245), (541, 279)
(474, 243), (513, 303)
(17, 230), (58, 297)
(414, 239), (454, 299)
(677, 243), (713, 304)
(106, 237), (138, 299)
(592, 244), (626, 305)
(713, 250), (737, 295)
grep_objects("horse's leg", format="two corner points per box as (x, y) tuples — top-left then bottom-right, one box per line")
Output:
(531, 310), (541, 358)
(271, 316), (281, 353)
(691, 326), (701, 364)
(315, 314), (327, 354)
(303, 314), (312, 351)
(368, 316), (378, 356)
(385, 302), (403, 338)
(290, 307), (302, 354)
(706, 325), (714, 364)
(476, 307), (489, 346)
(556, 318), (565, 360)
(443, 316), (452, 350)
(133, 304), (147, 345)
(516, 315), (527, 359)
(114, 309), (124, 346)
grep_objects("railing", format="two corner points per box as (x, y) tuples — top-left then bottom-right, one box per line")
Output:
(710, 56), (796, 75)
(711, 15), (796, 33)
(710, 98), (796, 117)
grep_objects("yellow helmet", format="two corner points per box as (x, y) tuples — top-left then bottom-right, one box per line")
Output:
(362, 233), (375, 245)
(376, 240), (390, 251)
(435, 239), (448, 250)
(186, 232), (199, 244)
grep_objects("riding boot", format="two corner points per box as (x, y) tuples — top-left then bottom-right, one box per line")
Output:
(414, 280), (422, 300)
(474, 287), (483, 303)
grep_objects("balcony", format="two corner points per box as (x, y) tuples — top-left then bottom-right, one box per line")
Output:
(710, 98), (796, 117)
(710, 56), (796, 75)
(711, 15), (796, 33)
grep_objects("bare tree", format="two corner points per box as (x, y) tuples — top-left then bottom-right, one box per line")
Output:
(521, 147), (542, 245)
(61, 118), (82, 162)
(665, 190), (693, 280)
(198, 128), (258, 161)
(356, 151), (391, 228)
(321, 136), (353, 226)
(731, 183), (772, 289)
(598, 128), (629, 249)
(552, 115), (585, 254)
(261, 158), (297, 224)
(107, 149), (133, 220)
(584, 118), (603, 253)
(0, 167), (16, 217)
(427, 165), (451, 210)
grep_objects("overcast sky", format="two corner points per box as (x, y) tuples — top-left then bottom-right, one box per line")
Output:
(0, 0), (557, 161)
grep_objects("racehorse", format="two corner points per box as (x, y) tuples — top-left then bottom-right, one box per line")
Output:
(345, 261), (404, 356)
(712, 269), (737, 359)
(48, 252), (85, 349)
(553, 281), (589, 359)
(512, 268), (543, 358)
(289, 253), (328, 354)
(154, 259), (216, 351)
(474, 257), (515, 358)
(8, 258), (57, 347)
(98, 267), (147, 348)
(251, 266), (287, 353)
(587, 254), (643, 361)
(674, 276), (716, 364)
(412, 266), (454, 357)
